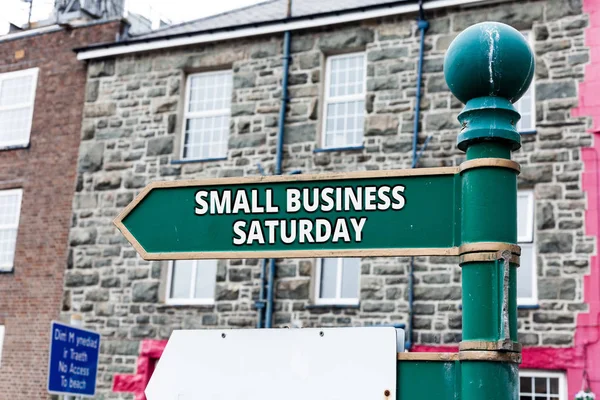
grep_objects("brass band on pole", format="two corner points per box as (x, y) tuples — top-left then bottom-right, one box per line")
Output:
(458, 351), (522, 364)
(458, 242), (521, 256)
(460, 252), (520, 266)
(459, 340), (522, 353)
(459, 158), (521, 174)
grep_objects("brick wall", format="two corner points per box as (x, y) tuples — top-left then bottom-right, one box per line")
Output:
(66, 1), (593, 398)
(0, 21), (122, 399)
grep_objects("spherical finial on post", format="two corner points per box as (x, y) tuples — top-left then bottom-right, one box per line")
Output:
(444, 22), (534, 104)
(444, 22), (535, 152)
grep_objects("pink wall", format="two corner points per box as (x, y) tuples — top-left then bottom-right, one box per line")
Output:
(573, 0), (600, 396)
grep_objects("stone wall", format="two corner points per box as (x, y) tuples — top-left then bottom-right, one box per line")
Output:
(65, 0), (593, 397)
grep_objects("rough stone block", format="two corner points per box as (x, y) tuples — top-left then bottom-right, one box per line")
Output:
(147, 136), (174, 156)
(538, 232), (573, 253)
(65, 272), (99, 288)
(94, 173), (122, 191)
(88, 60), (115, 78)
(69, 228), (97, 246)
(318, 28), (374, 52)
(132, 282), (160, 303)
(366, 115), (399, 136)
(284, 123), (316, 144)
(84, 103), (116, 118)
(536, 81), (577, 100)
(86, 81), (99, 102)
(367, 76), (398, 91)
(234, 72), (256, 89)
(367, 47), (409, 62)
(275, 280), (309, 299)
(538, 278), (576, 300)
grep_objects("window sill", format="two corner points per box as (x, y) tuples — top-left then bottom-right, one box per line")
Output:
(314, 145), (364, 153)
(0, 267), (14, 274)
(171, 157), (227, 164)
(458, 304), (540, 310)
(306, 303), (360, 309)
(163, 300), (215, 307)
(517, 304), (540, 310)
(519, 130), (537, 135)
(0, 143), (29, 151)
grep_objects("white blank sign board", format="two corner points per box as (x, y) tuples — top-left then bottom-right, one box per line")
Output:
(146, 327), (399, 400)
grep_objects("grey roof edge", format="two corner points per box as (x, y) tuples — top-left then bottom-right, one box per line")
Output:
(73, 0), (419, 53)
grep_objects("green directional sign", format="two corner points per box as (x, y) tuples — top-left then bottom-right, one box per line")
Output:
(115, 168), (467, 260)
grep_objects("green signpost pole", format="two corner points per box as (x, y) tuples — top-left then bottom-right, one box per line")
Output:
(446, 22), (534, 400)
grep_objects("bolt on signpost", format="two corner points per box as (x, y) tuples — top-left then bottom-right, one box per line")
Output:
(115, 22), (533, 400)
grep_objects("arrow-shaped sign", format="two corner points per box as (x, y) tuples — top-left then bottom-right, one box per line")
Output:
(114, 168), (464, 260)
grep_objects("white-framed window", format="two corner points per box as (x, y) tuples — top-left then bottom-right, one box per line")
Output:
(0, 189), (23, 272)
(0, 325), (4, 367)
(322, 52), (366, 149)
(517, 190), (537, 305)
(181, 70), (232, 160)
(0, 68), (38, 148)
(514, 31), (536, 133)
(519, 370), (567, 400)
(166, 260), (218, 305)
(315, 258), (361, 305)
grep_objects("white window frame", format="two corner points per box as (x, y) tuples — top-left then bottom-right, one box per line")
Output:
(165, 260), (217, 306)
(519, 370), (567, 400)
(514, 31), (536, 133)
(180, 70), (232, 161)
(321, 52), (367, 149)
(314, 258), (360, 306)
(0, 188), (23, 272)
(518, 190), (537, 306)
(0, 325), (4, 367)
(0, 68), (39, 148)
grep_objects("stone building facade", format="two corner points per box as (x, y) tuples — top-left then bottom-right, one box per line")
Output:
(0, 20), (123, 399)
(68, 0), (598, 398)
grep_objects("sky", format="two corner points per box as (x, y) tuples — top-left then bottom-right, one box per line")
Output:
(0, 0), (265, 34)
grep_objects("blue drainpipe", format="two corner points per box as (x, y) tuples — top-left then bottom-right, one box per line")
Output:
(263, 30), (291, 329)
(406, 4), (429, 350)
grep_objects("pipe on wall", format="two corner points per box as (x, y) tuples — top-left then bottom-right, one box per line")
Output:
(406, 3), (429, 350)
(263, 29), (292, 329)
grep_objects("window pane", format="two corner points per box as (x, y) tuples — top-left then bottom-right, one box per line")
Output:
(340, 258), (360, 299)
(0, 190), (22, 270)
(323, 100), (364, 148)
(0, 75), (34, 106)
(534, 377), (547, 394)
(319, 258), (338, 299)
(188, 72), (232, 113)
(549, 378), (559, 394)
(183, 115), (229, 160)
(517, 191), (533, 242)
(0, 107), (32, 145)
(0, 228), (17, 267)
(520, 376), (532, 393)
(171, 260), (194, 299)
(517, 243), (535, 301)
(194, 260), (217, 299)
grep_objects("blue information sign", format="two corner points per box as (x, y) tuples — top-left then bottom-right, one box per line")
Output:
(47, 321), (101, 397)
